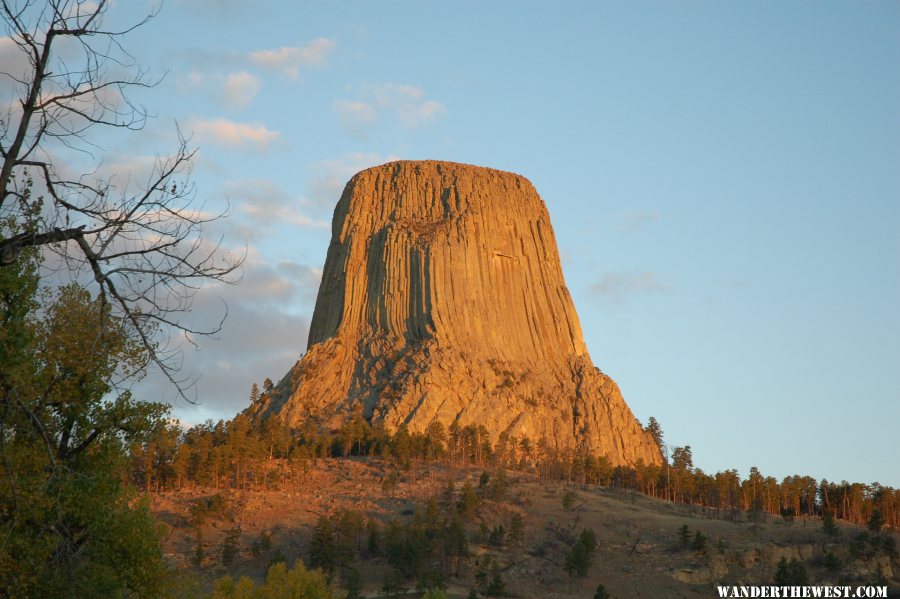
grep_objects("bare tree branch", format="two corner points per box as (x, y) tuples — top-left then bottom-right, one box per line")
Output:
(0, 1), (244, 400)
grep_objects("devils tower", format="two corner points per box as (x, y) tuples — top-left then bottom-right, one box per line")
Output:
(256, 160), (662, 467)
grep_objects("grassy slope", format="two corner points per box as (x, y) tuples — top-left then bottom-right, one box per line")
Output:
(151, 458), (899, 598)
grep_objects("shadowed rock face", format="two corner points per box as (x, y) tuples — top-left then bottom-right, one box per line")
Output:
(257, 160), (662, 467)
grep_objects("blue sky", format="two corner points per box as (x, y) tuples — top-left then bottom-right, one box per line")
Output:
(54, 1), (898, 486)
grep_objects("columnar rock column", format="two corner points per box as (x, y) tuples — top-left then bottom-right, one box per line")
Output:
(257, 160), (662, 467)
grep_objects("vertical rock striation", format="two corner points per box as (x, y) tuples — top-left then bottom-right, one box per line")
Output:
(257, 160), (662, 467)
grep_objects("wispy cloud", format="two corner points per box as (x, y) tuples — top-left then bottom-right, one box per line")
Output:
(221, 71), (260, 110)
(173, 37), (335, 109)
(249, 38), (335, 78)
(397, 99), (447, 128)
(133, 253), (322, 417)
(0, 36), (29, 84)
(190, 118), (280, 151)
(620, 211), (661, 232)
(333, 82), (447, 137)
(310, 153), (402, 207)
(590, 271), (671, 304)
(223, 179), (329, 234)
(332, 100), (377, 138)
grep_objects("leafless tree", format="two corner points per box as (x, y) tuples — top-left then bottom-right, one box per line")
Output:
(0, 0), (243, 397)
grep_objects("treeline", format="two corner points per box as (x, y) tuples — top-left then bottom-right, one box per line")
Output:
(130, 403), (899, 532)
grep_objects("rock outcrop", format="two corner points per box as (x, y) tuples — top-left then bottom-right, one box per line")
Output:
(256, 160), (662, 467)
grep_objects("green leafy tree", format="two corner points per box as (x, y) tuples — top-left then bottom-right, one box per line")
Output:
(594, 584), (611, 599)
(0, 277), (169, 597)
(0, 1), (240, 595)
(209, 559), (334, 598)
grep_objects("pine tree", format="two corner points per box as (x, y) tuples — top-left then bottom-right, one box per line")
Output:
(309, 516), (337, 576)
(564, 528), (598, 579)
(823, 510), (839, 538)
(644, 417), (664, 451)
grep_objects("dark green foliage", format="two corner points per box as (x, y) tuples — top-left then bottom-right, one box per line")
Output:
(222, 527), (241, 566)
(691, 530), (707, 552)
(508, 513), (524, 549)
(488, 525), (506, 547)
(382, 471), (400, 494)
(562, 490), (577, 511)
(457, 481), (480, 518)
(882, 535), (897, 559)
(309, 515), (337, 575)
(867, 509), (884, 533)
(594, 584), (611, 599)
(474, 555), (493, 590)
(190, 493), (232, 526)
(367, 518), (382, 557)
(372, 500), (469, 591)
(479, 471), (491, 489)
(267, 547), (288, 571)
(379, 568), (407, 598)
(193, 530), (206, 567)
(849, 532), (872, 559)
(0, 276), (168, 598)
(467, 590), (480, 599)
(564, 528), (598, 578)
(485, 564), (506, 597)
(874, 563), (889, 586)
(824, 552), (841, 573)
(779, 506), (796, 524)
(678, 524), (691, 549)
(487, 468), (509, 500)
(476, 556), (505, 596)
(823, 510), (839, 538)
(334, 508), (365, 568)
(747, 497), (764, 524)
(774, 557), (808, 585)
(344, 565), (363, 599)
(441, 478), (455, 508)
(251, 529), (273, 558)
(644, 417), (664, 452)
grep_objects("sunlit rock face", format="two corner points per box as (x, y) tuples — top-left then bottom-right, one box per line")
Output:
(257, 160), (662, 467)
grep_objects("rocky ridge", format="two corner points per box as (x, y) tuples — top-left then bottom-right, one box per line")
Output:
(256, 160), (662, 467)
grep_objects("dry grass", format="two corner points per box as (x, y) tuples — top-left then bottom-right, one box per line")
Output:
(151, 458), (899, 598)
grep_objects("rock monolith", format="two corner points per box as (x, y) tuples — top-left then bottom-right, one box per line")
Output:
(255, 160), (662, 467)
